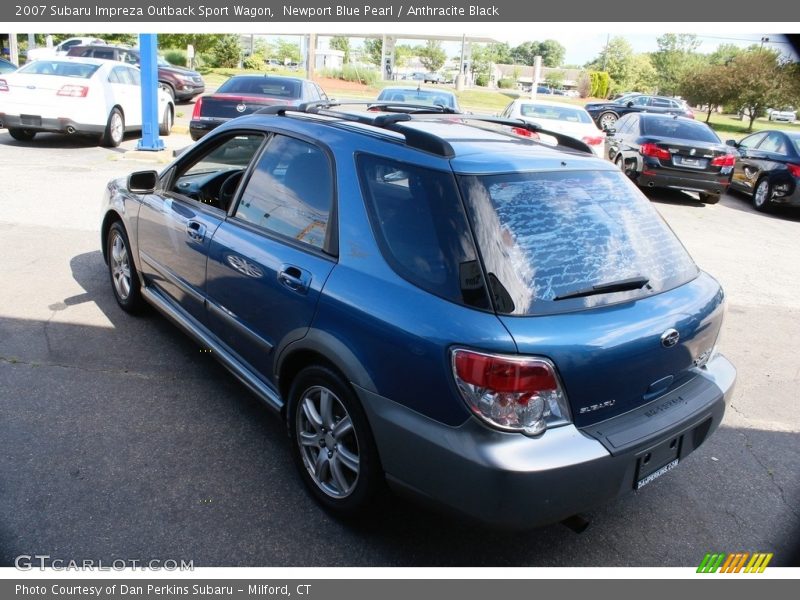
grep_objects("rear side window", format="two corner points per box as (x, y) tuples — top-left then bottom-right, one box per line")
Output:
(458, 170), (698, 315)
(357, 154), (490, 310)
(642, 118), (719, 143)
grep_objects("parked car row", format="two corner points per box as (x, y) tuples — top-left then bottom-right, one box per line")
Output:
(586, 94), (694, 131)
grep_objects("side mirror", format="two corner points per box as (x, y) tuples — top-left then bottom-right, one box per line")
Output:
(626, 101), (634, 108)
(725, 139), (738, 148)
(127, 170), (158, 194)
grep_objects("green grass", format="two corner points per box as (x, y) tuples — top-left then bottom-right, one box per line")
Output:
(691, 111), (800, 140)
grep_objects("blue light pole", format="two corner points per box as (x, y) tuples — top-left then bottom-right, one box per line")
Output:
(137, 33), (164, 151)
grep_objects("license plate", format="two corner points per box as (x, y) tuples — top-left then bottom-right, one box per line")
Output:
(20, 114), (42, 127)
(636, 458), (679, 489)
(674, 156), (707, 168)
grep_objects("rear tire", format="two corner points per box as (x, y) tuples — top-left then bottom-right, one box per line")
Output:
(287, 365), (383, 517)
(598, 111), (618, 130)
(159, 106), (173, 136)
(699, 193), (721, 204)
(752, 178), (772, 212)
(101, 108), (124, 147)
(8, 128), (36, 141)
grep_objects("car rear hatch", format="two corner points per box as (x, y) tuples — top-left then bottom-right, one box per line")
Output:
(639, 119), (733, 179)
(197, 94), (291, 120)
(455, 165), (724, 427)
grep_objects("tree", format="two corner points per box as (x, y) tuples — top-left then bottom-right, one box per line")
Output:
(680, 64), (737, 123)
(275, 38), (302, 64)
(626, 54), (658, 93)
(510, 40), (565, 67)
(362, 38), (382, 66)
(210, 34), (241, 68)
(418, 40), (446, 72)
(545, 71), (565, 89)
(727, 49), (799, 131)
(577, 71), (592, 98)
(709, 43), (745, 66)
(394, 44), (415, 69)
(586, 37), (634, 90)
(652, 34), (704, 96)
(329, 36), (351, 64)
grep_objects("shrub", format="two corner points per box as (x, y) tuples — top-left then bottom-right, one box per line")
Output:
(242, 54), (266, 71)
(497, 78), (515, 89)
(475, 73), (489, 87)
(320, 66), (379, 85)
(162, 49), (187, 67)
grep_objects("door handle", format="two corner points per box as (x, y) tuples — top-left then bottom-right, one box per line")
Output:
(278, 265), (310, 294)
(186, 220), (206, 242)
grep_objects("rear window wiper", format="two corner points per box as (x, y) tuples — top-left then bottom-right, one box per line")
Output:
(553, 276), (650, 301)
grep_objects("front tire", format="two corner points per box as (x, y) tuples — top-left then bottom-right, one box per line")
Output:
(107, 222), (145, 314)
(8, 128), (36, 141)
(752, 178), (772, 212)
(101, 108), (124, 147)
(288, 365), (383, 516)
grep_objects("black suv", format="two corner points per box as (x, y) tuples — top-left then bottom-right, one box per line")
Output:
(67, 45), (205, 102)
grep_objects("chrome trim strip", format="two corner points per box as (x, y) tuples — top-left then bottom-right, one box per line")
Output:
(206, 299), (274, 352)
(141, 285), (283, 412)
(139, 251), (206, 306)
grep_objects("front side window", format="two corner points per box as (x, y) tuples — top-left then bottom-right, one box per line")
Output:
(357, 154), (490, 310)
(168, 132), (266, 211)
(234, 136), (333, 251)
(458, 170), (698, 315)
(739, 131), (768, 149)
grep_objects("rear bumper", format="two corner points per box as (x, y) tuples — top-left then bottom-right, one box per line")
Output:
(0, 114), (105, 135)
(356, 354), (735, 529)
(637, 169), (730, 195)
(174, 84), (205, 101)
(189, 118), (227, 140)
(770, 180), (800, 207)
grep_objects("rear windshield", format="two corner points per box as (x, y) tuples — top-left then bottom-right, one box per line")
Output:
(378, 89), (456, 109)
(790, 136), (800, 155)
(18, 61), (99, 78)
(218, 77), (301, 98)
(520, 103), (592, 124)
(642, 118), (720, 143)
(457, 170), (698, 315)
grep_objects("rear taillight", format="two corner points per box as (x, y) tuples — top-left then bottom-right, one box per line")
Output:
(711, 153), (735, 167)
(582, 135), (605, 146)
(640, 143), (671, 161)
(0, 79), (8, 92)
(787, 163), (800, 178)
(451, 349), (571, 436)
(57, 85), (88, 97)
(191, 96), (203, 120)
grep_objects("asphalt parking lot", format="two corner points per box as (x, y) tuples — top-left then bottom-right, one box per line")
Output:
(1, 128), (798, 568)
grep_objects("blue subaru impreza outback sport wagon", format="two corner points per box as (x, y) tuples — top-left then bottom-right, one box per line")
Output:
(101, 103), (735, 528)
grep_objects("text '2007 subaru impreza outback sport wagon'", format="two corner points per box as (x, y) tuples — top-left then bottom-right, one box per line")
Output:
(101, 103), (735, 528)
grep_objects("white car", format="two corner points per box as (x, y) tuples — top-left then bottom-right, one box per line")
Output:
(768, 108), (797, 123)
(0, 57), (174, 147)
(26, 37), (106, 61)
(500, 98), (606, 157)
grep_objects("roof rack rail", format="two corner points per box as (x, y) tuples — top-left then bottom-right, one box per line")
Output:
(253, 102), (456, 157)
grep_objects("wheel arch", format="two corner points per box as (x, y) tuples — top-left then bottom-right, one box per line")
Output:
(100, 210), (124, 264)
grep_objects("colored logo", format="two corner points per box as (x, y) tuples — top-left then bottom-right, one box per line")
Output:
(697, 552), (773, 573)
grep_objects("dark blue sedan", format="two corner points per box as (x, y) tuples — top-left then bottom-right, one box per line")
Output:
(100, 107), (735, 528)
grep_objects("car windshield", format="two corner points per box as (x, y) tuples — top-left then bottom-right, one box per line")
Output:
(218, 77), (301, 98)
(642, 118), (720, 143)
(457, 169), (698, 315)
(378, 89), (456, 109)
(519, 103), (592, 124)
(18, 61), (100, 78)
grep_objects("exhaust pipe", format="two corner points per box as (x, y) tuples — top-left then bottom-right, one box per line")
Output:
(561, 514), (591, 534)
(648, 181), (655, 187)
(65, 126), (76, 134)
